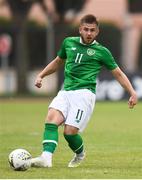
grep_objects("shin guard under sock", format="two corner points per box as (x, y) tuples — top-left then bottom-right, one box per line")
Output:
(43, 123), (58, 153)
(64, 134), (83, 154)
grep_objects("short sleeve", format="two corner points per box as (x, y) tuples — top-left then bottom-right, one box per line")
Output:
(57, 39), (67, 59)
(101, 47), (118, 70)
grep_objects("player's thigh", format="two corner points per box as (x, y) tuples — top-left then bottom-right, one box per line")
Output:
(46, 90), (69, 125)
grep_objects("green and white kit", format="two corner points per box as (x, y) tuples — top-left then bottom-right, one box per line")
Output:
(49, 37), (118, 131)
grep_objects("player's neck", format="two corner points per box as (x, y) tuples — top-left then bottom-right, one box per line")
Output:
(80, 37), (96, 45)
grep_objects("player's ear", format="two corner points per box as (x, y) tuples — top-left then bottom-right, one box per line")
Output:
(96, 27), (99, 36)
(79, 26), (82, 34)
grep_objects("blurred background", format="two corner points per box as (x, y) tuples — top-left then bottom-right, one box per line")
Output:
(0, 0), (142, 100)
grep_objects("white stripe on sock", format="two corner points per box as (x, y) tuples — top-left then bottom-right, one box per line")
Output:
(74, 144), (83, 152)
(42, 140), (58, 145)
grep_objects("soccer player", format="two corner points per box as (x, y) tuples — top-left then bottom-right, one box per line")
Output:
(30, 14), (138, 168)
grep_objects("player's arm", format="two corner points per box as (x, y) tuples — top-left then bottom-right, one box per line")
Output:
(111, 67), (138, 108)
(35, 56), (64, 88)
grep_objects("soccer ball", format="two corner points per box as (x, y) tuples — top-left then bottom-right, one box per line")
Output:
(8, 148), (32, 171)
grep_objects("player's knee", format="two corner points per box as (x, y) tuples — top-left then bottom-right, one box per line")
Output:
(45, 108), (64, 125)
(64, 125), (79, 135)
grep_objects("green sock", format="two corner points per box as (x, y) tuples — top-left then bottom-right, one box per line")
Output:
(42, 123), (58, 153)
(64, 134), (84, 154)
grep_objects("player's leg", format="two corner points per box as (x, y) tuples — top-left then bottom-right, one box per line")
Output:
(63, 89), (96, 167)
(30, 91), (67, 168)
(43, 108), (64, 153)
(30, 108), (64, 168)
(64, 125), (85, 167)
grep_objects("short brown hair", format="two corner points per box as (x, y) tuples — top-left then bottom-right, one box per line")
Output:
(80, 14), (99, 26)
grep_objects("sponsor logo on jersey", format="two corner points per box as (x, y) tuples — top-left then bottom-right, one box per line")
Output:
(71, 47), (77, 50)
(87, 48), (95, 56)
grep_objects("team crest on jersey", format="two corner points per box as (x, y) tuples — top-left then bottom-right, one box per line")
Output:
(87, 48), (95, 56)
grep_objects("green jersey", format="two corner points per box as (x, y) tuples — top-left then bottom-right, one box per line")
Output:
(57, 37), (118, 93)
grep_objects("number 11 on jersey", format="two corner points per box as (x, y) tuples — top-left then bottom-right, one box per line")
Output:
(75, 53), (83, 63)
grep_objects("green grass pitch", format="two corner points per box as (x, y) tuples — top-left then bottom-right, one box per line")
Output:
(0, 98), (142, 178)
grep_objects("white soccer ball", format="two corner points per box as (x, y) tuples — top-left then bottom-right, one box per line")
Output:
(8, 148), (32, 171)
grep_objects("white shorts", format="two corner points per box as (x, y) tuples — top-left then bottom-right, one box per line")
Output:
(49, 89), (96, 132)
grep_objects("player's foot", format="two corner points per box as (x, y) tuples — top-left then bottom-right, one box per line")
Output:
(30, 156), (52, 167)
(30, 156), (52, 168)
(68, 151), (85, 167)
(30, 151), (52, 168)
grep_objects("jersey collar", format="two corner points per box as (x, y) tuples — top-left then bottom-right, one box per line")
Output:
(80, 37), (97, 45)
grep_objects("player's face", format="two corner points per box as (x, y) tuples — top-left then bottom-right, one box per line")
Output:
(79, 23), (99, 44)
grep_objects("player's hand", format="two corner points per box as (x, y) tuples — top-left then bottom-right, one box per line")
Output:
(128, 93), (138, 109)
(35, 76), (42, 88)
